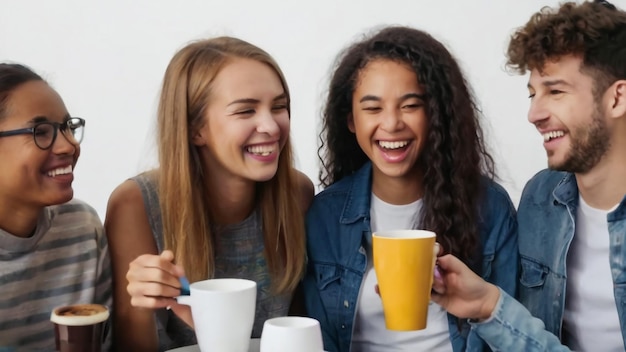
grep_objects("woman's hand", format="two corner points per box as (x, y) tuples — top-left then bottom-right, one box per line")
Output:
(430, 254), (500, 321)
(126, 250), (194, 327)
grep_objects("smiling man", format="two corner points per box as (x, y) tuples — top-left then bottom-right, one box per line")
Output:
(430, 1), (626, 351)
(511, 1), (626, 350)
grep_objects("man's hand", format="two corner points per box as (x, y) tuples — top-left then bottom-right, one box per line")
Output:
(430, 254), (500, 321)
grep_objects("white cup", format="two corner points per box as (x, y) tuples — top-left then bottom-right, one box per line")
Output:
(260, 317), (324, 352)
(177, 278), (257, 352)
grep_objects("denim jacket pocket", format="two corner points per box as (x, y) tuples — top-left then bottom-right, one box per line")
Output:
(519, 257), (548, 288)
(314, 263), (341, 290)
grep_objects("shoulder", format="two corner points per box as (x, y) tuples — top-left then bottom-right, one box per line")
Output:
(107, 172), (155, 210)
(477, 177), (517, 232)
(481, 177), (516, 211)
(48, 199), (106, 247)
(307, 174), (358, 220)
(105, 177), (158, 252)
(294, 169), (315, 213)
(307, 163), (371, 221)
(109, 178), (142, 202)
(50, 198), (102, 227)
(105, 179), (151, 235)
(521, 169), (568, 196)
(517, 169), (571, 220)
(310, 176), (351, 207)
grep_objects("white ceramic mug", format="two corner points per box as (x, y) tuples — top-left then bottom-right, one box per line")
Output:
(260, 316), (324, 352)
(177, 278), (257, 352)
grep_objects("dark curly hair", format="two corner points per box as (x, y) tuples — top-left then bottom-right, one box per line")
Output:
(318, 26), (495, 264)
(0, 63), (43, 120)
(507, 0), (626, 99)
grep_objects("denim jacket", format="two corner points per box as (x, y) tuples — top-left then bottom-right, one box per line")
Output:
(302, 162), (518, 352)
(470, 169), (626, 351)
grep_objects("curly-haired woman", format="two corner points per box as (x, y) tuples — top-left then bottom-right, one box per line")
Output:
(301, 26), (518, 352)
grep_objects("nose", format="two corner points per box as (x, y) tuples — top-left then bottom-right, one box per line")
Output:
(527, 98), (549, 126)
(380, 108), (404, 132)
(256, 109), (281, 137)
(51, 130), (78, 155)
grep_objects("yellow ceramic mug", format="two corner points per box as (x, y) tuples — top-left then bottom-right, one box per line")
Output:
(373, 229), (436, 331)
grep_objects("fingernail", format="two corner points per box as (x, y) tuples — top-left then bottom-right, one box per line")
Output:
(434, 265), (442, 280)
(180, 276), (190, 295)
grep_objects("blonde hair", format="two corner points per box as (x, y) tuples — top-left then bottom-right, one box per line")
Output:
(157, 37), (305, 293)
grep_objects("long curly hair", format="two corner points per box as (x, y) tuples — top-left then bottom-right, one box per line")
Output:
(507, 0), (626, 98)
(318, 26), (495, 263)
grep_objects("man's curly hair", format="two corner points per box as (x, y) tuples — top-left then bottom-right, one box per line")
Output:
(507, 0), (626, 96)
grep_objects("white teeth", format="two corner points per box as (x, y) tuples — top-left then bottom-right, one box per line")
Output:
(47, 165), (72, 177)
(246, 145), (274, 156)
(378, 140), (409, 149)
(542, 130), (565, 142)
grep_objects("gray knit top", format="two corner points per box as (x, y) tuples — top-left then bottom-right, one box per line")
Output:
(132, 173), (291, 351)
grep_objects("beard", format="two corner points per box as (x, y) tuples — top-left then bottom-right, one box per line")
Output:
(548, 106), (611, 173)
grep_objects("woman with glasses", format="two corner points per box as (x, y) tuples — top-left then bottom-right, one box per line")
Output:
(0, 63), (112, 350)
(104, 37), (314, 351)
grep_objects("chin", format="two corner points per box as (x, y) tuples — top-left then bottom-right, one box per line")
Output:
(253, 173), (277, 183)
(45, 191), (75, 206)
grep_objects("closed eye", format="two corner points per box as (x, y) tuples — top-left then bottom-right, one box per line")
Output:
(401, 103), (422, 110)
(362, 107), (381, 112)
(272, 104), (287, 111)
(235, 109), (255, 115)
(550, 90), (564, 95)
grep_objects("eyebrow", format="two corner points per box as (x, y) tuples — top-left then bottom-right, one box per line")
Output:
(527, 79), (573, 90)
(359, 93), (426, 103)
(227, 93), (287, 107)
(29, 116), (49, 124)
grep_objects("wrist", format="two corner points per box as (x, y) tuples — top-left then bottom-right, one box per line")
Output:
(477, 284), (500, 321)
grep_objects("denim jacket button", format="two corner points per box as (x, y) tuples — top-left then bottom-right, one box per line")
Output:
(341, 324), (346, 329)
(344, 300), (349, 308)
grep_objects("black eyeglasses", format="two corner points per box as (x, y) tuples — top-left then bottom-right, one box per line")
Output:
(0, 117), (85, 150)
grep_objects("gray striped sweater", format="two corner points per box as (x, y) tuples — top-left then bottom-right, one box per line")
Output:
(0, 199), (112, 351)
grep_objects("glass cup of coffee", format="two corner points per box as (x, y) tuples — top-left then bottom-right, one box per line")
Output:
(50, 304), (109, 352)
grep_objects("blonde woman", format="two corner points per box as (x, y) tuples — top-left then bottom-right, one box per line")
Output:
(105, 37), (313, 351)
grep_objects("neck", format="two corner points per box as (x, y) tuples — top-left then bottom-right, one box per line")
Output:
(576, 138), (626, 210)
(0, 201), (41, 237)
(372, 169), (423, 205)
(204, 174), (257, 225)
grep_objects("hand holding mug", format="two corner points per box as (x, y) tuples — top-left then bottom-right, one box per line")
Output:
(126, 250), (192, 326)
(430, 254), (500, 321)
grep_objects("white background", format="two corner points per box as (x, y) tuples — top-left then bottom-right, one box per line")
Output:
(3, 0), (622, 220)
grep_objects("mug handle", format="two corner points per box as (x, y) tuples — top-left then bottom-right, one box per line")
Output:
(176, 295), (192, 306)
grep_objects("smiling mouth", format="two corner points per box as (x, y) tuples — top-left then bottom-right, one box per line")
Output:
(378, 140), (410, 149)
(47, 165), (73, 177)
(543, 130), (565, 142)
(245, 144), (276, 156)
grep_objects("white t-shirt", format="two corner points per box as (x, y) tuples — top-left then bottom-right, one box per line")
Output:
(350, 193), (453, 352)
(562, 195), (622, 351)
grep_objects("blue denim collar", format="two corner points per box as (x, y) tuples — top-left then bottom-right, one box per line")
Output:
(552, 172), (578, 208)
(340, 162), (373, 225)
(609, 195), (626, 221)
(552, 172), (626, 221)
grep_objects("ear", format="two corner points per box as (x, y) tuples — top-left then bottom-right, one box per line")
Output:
(191, 125), (206, 147)
(607, 80), (626, 119)
(347, 113), (356, 133)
